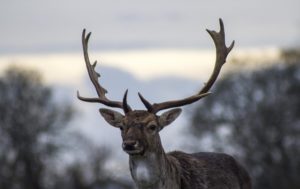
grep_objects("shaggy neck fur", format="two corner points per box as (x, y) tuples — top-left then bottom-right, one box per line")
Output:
(129, 139), (180, 189)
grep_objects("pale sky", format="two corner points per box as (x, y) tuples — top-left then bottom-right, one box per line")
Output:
(1, 0), (299, 54)
(0, 48), (280, 84)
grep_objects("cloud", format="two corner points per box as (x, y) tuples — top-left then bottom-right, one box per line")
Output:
(1, 0), (299, 53)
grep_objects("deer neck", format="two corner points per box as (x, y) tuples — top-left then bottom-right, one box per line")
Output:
(129, 141), (180, 189)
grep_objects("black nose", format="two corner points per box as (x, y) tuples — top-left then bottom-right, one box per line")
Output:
(122, 140), (138, 151)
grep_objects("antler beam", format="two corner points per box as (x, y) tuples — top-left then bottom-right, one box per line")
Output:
(77, 29), (132, 113)
(139, 18), (234, 113)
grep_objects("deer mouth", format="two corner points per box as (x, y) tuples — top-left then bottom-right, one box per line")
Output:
(124, 148), (144, 156)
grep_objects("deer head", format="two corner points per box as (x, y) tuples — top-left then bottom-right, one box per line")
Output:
(77, 19), (234, 156)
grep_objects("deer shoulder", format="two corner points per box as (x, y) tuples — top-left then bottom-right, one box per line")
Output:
(167, 151), (251, 189)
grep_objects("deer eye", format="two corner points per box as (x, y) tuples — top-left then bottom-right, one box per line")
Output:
(148, 124), (157, 132)
(119, 126), (124, 131)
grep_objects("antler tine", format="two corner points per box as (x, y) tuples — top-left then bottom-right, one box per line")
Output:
(77, 29), (132, 113)
(123, 89), (131, 113)
(139, 92), (211, 113)
(139, 18), (234, 114)
(138, 92), (154, 112)
(200, 18), (234, 94)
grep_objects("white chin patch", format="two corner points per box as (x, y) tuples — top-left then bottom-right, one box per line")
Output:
(135, 162), (150, 182)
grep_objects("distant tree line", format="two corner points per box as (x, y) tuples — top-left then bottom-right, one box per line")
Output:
(1, 47), (299, 189)
(0, 66), (132, 189)
(188, 49), (300, 189)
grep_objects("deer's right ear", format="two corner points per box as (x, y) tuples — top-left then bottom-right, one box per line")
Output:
(99, 108), (124, 128)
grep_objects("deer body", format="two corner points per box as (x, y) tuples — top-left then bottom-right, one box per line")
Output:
(101, 110), (251, 189)
(130, 151), (251, 189)
(77, 19), (252, 189)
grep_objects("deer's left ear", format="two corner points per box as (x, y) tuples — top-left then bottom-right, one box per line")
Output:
(158, 108), (182, 129)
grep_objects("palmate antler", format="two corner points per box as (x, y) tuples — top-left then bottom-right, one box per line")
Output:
(138, 18), (234, 113)
(77, 29), (132, 113)
(78, 19), (234, 114)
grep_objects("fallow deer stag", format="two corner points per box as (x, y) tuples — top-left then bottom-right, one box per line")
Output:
(77, 19), (251, 189)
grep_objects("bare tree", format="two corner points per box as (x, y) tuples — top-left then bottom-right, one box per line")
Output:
(0, 66), (74, 189)
(60, 144), (133, 189)
(0, 66), (135, 189)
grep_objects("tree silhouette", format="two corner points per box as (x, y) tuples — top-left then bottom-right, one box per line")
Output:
(53, 136), (133, 189)
(0, 66), (133, 189)
(188, 61), (300, 189)
(0, 66), (74, 189)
